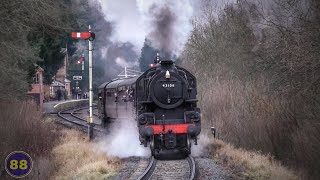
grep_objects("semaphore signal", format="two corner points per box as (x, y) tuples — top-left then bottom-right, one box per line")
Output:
(71, 25), (95, 140)
(77, 57), (85, 64)
(71, 32), (95, 40)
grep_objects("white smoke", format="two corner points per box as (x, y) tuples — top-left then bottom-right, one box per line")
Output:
(115, 57), (130, 68)
(99, 118), (150, 158)
(99, 0), (195, 55)
(191, 134), (211, 157)
(99, 0), (147, 51)
(98, 0), (245, 55)
(100, 45), (110, 59)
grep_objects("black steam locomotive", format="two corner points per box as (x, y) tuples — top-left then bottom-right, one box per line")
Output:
(98, 55), (201, 158)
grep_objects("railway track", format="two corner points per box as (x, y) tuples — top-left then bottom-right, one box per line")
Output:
(134, 156), (197, 180)
(57, 107), (198, 179)
(57, 107), (108, 136)
(86, 108), (99, 117)
(70, 106), (100, 125)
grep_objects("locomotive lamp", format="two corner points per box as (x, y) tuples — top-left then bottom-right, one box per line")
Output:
(165, 70), (170, 79)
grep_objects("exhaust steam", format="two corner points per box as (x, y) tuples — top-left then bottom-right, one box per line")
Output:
(99, 116), (150, 158)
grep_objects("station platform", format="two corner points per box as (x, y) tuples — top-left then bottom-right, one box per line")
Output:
(43, 99), (88, 113)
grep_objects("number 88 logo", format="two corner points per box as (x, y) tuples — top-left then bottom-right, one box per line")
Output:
(10, 160), (28, 170)
(5, 151), (33, 178)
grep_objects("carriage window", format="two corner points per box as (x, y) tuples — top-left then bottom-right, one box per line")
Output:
(106, 92), (112, 97)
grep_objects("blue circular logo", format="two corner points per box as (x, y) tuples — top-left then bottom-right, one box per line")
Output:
(5, 151), (33, 178)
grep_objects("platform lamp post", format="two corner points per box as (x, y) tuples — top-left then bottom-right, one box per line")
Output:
(71, 25), (95, 140)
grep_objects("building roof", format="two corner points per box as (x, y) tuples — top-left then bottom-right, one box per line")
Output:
(36, 66), (44, 72)
(64, 78), (71, 83)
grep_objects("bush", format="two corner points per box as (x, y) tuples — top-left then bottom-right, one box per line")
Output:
(182, 0), (320, 179)
(0, 100), (59, 156)
(0, 100), (60, 178)
(51, 130), (120, 179)
(209, 139), (297, 180)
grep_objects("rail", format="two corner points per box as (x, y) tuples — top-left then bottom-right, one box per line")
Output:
(136, 155), (197, 180)
(136, 156), (157, 180)
(57, 107), (106, 135)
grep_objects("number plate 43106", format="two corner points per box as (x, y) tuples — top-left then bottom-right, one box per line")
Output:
(162, 83), (175, 88)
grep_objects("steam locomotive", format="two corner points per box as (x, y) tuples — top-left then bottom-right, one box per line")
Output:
(98, 55), (201, 158)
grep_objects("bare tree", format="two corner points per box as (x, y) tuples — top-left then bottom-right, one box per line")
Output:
(182, 0), (320, 178)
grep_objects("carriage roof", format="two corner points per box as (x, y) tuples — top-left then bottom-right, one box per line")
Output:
(98, 82), (109, 89)
(104, 76), (139, 89)
(118, 76), (139, 87)
(105, 79), (124, 89)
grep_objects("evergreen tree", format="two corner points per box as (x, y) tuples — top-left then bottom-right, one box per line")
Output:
(139, 38), (158, 71)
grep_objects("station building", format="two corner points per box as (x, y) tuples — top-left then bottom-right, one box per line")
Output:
(27, 66), (44, 108)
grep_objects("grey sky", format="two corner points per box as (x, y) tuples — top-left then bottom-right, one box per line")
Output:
(100, 0), (196, 54)
(99, 0), (239, 54)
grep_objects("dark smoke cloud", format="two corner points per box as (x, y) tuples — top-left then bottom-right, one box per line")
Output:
(148, 5), (177, 59)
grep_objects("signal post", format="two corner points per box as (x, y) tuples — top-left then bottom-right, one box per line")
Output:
(71, 25), (95, 140)
(88, 26), (94, 139)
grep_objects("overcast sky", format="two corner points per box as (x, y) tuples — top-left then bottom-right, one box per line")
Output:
(99, 0), (237, 54)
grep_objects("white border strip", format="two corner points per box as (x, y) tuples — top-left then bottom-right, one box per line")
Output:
(53, 99), (87, 109)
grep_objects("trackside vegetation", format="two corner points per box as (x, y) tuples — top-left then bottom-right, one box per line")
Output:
(183, 0), (320, 179)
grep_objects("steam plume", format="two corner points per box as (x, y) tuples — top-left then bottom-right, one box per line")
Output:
(148, 5), (177, 58)
(99, 117), (150, 158)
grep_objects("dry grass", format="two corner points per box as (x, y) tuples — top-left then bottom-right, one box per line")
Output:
(195, 76), (320, 179)
(0, 100), (59, 156)
(0, 100), (60, 178)
(208, 139), (298, 180)
(51, 130), (121, 180)
(198, 78), (285, 152)
(0, 100), (120, 179)
(182, 1), (320, 179)
(192, 74), (319, 179)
